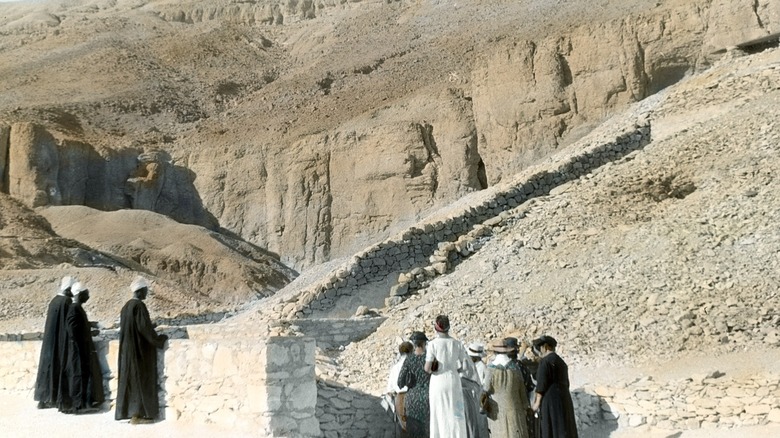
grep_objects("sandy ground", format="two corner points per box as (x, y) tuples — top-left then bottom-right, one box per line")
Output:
(0, 390), (253, 438)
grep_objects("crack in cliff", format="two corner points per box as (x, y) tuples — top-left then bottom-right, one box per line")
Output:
(752, 0), (765, 29)
(418, 123), (440, 195)
(529, 41), (538, 86)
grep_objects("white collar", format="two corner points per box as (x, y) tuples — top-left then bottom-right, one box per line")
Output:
(492, 354), (511, 366)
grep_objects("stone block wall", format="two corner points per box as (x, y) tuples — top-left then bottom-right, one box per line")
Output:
(0, 333), (321, 437)
(265, 120), (651, 319)
(316, 380), (395, 438)
(291, 317), (387, 349)
(573, 373), (780, 431)
(0, 339), (41, 391)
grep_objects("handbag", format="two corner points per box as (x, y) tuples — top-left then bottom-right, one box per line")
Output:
(431, 358), (439, 372)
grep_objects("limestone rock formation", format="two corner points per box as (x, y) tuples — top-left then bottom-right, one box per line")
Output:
(6, 123), (61, 208)
(2, 0), (780, 271)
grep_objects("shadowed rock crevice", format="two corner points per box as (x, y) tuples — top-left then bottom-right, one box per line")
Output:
(2, 122), (218, 229)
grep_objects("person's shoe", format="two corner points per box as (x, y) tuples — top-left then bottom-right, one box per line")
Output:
(130, 416), (155, 425)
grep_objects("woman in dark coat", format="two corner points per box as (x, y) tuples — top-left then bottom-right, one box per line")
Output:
(531, 336), (578, 438)
(397, 331), (431, 438)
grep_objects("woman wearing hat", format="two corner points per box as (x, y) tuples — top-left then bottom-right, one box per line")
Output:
(424, 315), (469, 438)
(397, 331), (431, 437)
(531, 336), (578, 438)
(482, 338), (530, 438)
(467, 343), (487, 384)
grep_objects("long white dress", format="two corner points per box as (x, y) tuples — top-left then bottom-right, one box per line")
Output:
(426, 335), (469, 438)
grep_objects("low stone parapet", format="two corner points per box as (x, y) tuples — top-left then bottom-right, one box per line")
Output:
(0, 331), (321, 436)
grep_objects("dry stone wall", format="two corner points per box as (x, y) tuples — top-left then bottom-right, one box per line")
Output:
(316, 380), (395, 438)
(263, 120), (651, 320)
(575, 373), (780, 431)
(291, 317), (387, 349)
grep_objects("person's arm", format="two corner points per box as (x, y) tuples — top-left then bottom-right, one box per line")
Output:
(135, 303), (167, 348)
(533, 357), (548, 412)
(532, 392), (542, 412)
(482, 366), (493, 393)
(424, 343), (435, 374)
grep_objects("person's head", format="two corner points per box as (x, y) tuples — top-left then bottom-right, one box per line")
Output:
(399, 341), (413, 355)
(434, 315), (450, 334)
(504, 337), (519, 360)
(467, 342), (486, 362)
(130, 277), (151, 300)
(59, 276), (76, 298)
(409, 331), (429, 349)
(71, 282), (90, 304)
(490, 338), (512, 356)
(532, 335), (557, 356)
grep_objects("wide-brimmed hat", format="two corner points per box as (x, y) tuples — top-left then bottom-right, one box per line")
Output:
(532, 335), (558, 350)
(467, 343), (486, 357)
(409, 331), (429, 342)
(503, 337), (520, 352)
(490, 338), (513, 353)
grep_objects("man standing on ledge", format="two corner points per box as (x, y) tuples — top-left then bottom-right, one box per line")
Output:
(115, 277), (168, 424)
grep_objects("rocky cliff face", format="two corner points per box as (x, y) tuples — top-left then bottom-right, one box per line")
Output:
(1, 0), (779, 273)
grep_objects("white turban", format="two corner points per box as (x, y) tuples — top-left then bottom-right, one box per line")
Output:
(71, 282), (87, 295)
(130, 276), (150, 293)
(59, 276), (76, 292)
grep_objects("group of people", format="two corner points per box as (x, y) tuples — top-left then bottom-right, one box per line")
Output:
(385, 315), (578, 438)
(33, 275), (169, 424)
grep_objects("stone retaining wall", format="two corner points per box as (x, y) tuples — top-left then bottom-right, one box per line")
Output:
(316, 380), (395, 438)
(573, 373), (780, 431)
(291, 317), (387, 349)
(266, 120), (651, 319)
(0, 333), (320, 437)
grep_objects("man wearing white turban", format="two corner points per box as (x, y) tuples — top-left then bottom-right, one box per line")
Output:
(64, 282), (105, 413)
(34, 276), (77, 410)
(115, 277), (168, 424)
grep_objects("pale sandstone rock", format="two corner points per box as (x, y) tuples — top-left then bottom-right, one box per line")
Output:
(7, 123), (60, 207)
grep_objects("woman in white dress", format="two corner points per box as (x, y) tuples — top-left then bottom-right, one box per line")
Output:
(424, 315), (469, 438)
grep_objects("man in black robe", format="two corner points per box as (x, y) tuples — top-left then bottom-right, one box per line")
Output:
(34, 276), (76, 410)
(115, 277), (168, 424)
(531, 336), (578, 438)
(64, 282), (105, 413)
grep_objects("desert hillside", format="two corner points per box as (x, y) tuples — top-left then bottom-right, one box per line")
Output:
(1, 0), (780, 436)
(3, 0), (777, 273)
